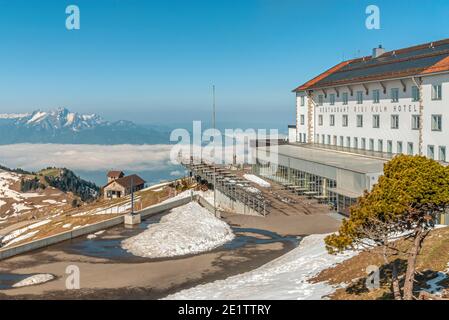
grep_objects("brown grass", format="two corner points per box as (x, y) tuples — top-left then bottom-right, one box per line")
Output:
(312, 227), (449, 300)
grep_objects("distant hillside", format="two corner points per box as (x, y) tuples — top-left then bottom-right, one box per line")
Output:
(0, 108), (169, 145)
(20, 167), (100, 202)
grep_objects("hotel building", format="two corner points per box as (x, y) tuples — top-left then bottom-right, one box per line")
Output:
(254, 39), (449, 222)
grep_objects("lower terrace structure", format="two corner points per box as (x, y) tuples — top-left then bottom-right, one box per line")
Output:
(253, 143), (385, 216)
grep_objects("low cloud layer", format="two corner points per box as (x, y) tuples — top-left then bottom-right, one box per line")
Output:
(0, 144), (174, 172)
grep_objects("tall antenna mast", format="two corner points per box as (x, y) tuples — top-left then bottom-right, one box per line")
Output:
(212, 85), (217, 217)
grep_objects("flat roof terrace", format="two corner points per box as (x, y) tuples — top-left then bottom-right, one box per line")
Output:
(257, 143), (387, 175)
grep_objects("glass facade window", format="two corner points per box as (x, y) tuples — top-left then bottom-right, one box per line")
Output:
(391, 88), (399, 102)
(346, 136), (351, 147)
(330, 114), (335, 126)
(356, 115), (363, 127)
(318, 94), (324, 106)
(378, 139), (383, 152)
(391, 115), (400, 129)
(318, 115), (323, 126)
(300, 115), (305, 125)
(354, 137), (358, 149)
(412, 115), (420, 130)
(428, 145), (435, 160)
(369, 139), (375, 151)
(342, 114), (348, 127)
(342, 92), (349, 105)
(439, 146), (447, 162)
(412, 86), (420, 102)
(387, 140), (393, 153)
(408, 142), (414, 155)
(432, 84), (442, 100)
(397, 141), (403, 154)
(373, 89), (380, 103)
(373, 114), (380, 128)
(330, 94), (336, 106)
(300, 95), (305, 106)
(361, 138), (366, 150)
(356, 91), (363, 104)
(431, 115), (442, 131)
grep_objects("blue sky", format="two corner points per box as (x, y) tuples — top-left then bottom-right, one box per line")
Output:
(1, 0), (449, 127)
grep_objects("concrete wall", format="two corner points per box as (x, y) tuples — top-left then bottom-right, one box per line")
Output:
(214, 189), (261, 216)
(0, 194), (196, 261)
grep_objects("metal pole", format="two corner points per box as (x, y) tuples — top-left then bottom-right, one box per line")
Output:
(213, 85), (217, 217)
(131, 176), (134, 215)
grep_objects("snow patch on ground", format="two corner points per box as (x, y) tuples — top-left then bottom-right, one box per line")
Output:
(122, 202), (234, 258)
(243, 174), (271, 188)
(1, 219), (51, 246)
(164, 233), (357, 300)
(12, 274), (55, 288)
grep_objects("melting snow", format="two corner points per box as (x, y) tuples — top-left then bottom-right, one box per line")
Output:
(122, 201), (234, 258)
(243, 174), (271, 188)
(12, 274), (55, 288)
(164, 233), (357, 300)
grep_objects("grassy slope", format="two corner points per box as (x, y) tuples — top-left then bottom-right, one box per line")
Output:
(312, 227), (449, 300)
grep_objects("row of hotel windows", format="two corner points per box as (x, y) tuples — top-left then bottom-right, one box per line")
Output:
(300, 84), (443, 106)
(298, 114), (443, 131)
(299, 133), (447, 162)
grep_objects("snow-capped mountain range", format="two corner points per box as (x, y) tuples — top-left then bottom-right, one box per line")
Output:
(0, 108), (168, 145)
(0, 108), (104, 132)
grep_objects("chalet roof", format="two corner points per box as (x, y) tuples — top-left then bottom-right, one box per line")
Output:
(104, 174), (145, 189)
(294, 38), (449, 92)
(107, 171), (124, 178)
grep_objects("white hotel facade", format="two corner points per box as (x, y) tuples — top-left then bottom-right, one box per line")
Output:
(255, 39), (449, 221)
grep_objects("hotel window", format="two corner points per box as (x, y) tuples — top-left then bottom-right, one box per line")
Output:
(354, 137), (358, 149)
(318, 95), (324, 106)
(412, 86), (420, 102)
(356, 91), (363, 104)
(342, 114), (349, 127)
(411, 115), (420, 130)
(373, 89), (380, 104)
(431, 115), (442, 131)
(333, 135), (337, 145)
(369, 139), (375, 151)
(432, 84), (442, 100)
(327, 135), (331, 144)
(330, 94), (336, 106)
(378, 139), (383, 152)
(300, 115), (305, 125)
(391, 88), (399, 103)
(330, 114), (335, 126)
(356, 115), (363, 127)
(346, 136), (351, 147)
(318, 115), (323, 126)
(361, 138), (366, 150)
(387, 140), (393, 153)
(428, 145), (435, 160)
(373, 115), (380, 128)
(439, 146), (447, 162)
(300, 95), (305, 106)
(340, 136), (344, 146)
(321, 135), (325, 144)
(391, 115), (399, 129)
(408, 142), (414, 155)
(397, 141), (403, 154)
(342, 92), (349, 105)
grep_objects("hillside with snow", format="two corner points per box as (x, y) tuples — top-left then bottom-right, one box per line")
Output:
(0, 170), (72, 225)
(0, 108), (168, 145)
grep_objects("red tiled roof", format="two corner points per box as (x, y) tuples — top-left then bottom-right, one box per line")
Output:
(294, 38), (449, 92)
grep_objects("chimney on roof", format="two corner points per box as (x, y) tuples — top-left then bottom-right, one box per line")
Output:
(372, 45), (385, 59)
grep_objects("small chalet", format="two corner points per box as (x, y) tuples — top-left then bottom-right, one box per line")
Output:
(103, 171), (145, 199)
